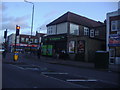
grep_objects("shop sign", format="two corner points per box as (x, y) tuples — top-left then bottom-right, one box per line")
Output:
(12, 44), (38, 47)
(109, 34), (120, 46)
(49, 37), (61, 41)
(69, 41), (75, 53)
(20, 44), (27, 46)
(27, 45), (38, 47)
(44, 36), (66, 42)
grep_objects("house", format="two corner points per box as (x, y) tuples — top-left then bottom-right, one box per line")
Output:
(106, 9), (120, 64)
(42, 11), (106, 62)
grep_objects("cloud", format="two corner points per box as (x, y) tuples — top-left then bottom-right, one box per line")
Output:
(2, 16), (14, 22)
(2, 15), (31, 31)
(36, 10), (59, 33)
(43, 11), (58, 18)
(36, 13), (57, 32)
(1, 3), (30, 32)
(0, 30), (4, 43)
(39, 24), (47, 31)
(0, 3), (7, 11)
(0, 3), (31, 43)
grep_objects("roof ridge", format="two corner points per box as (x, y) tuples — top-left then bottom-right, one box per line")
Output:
(67, 11), (103, 24)
(47, 11), (103, 27)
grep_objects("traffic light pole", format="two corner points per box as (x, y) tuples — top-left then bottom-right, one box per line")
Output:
(14, 25), (20, 61)
(14, 33), (17, 52)
(14, 25), (20, 52)
(4, 29), (7, 52)
(4, 29), (7, 43)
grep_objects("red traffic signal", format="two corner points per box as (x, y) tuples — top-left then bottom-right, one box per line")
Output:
(16, 25), (20, 30)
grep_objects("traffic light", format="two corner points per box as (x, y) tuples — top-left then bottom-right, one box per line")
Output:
(4, 29), (7, 39)
(16, 25), (20, 36)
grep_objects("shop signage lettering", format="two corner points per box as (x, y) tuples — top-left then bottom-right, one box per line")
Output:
(44, 36), (65, 41)
(12, 44), (38, 47)
(50, 37), (61, 41)
(109, 34), (120, 46)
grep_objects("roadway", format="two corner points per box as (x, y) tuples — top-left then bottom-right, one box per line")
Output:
(2, 53), (120, 88)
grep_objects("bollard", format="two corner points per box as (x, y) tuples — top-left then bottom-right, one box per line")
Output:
(14, 51), (19, 61)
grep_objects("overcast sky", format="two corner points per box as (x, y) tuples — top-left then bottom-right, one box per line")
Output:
(0, 0), (119, 43)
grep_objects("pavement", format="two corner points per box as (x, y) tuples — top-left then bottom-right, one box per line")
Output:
(22, 53), (120, 73)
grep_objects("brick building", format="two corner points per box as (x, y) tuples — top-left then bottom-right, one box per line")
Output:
(42, 12), (106, 62)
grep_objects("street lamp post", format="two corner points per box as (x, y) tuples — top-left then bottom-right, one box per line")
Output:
(24, 0), (34, 36)
(24, 0), (34, 52)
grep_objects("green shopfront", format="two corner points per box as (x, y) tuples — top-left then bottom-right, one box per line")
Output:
(41, 34), (67, 56)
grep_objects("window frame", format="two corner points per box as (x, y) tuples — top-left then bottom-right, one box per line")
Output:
(26, 38), (29, 42)
(34, 39), (38, 43)
(95, 30), (99, 36)
(90, 29), (95, 37)
(70, 23), (79, 35)
(111, 20), (117, 31)
(21, 37), (25, 42)
(84, 27), (89, 36)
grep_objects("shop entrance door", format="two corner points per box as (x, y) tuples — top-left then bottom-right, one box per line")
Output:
(109, 48), (115, 64)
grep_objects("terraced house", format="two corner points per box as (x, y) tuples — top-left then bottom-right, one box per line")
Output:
(42, 12), (106, 62)
(7, 33), (40, 53)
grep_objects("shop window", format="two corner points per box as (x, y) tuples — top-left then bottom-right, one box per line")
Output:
(68, 41), (75, 53)
(77, 40), (85, 53)
(70, 23), (79, 35)
(84, 27), (89, 36)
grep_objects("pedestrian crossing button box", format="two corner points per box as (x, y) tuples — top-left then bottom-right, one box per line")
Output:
(14, 51), (19, 61)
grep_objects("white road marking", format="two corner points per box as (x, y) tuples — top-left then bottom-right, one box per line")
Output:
(41, 74), (88, 88)
(10, 64), (39, 71)
(10, 64), (25, 70)
(41, 72), (68, 75)
(67, 79), (97, 82)
(25, 67), (39, 71)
